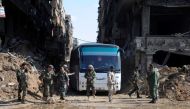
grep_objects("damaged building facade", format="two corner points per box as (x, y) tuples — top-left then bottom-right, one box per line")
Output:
(98, 0), (190, 85)
(0, 0), (73, 66)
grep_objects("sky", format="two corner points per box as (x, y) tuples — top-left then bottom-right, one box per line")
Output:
(64, 0), (99, 44)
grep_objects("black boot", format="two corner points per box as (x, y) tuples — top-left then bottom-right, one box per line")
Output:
(60, 96), (65, 100)
(137, 96), (142, 98)
(137, 91), (142, 98)
(21, 99), (25, 104)
(128, 93), (132, 98)
(149, 99), (156, 103)
(17, 97), (21, 102)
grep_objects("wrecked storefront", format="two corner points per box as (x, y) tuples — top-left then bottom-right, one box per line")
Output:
(98, 0), (190, 92)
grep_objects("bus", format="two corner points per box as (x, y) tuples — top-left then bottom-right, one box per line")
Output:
(70, 43), (121, 91)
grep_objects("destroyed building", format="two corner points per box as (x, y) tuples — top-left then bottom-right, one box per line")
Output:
(98, 0), (190, 74)
(97, 0), (190, 91)
(0, 0), (73, 67)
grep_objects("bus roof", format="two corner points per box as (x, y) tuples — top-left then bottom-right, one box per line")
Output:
(76, 43), (119, 49)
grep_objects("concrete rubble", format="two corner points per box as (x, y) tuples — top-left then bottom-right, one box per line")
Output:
(0, 39), (43, 100)
(159, 65), (190, 101)
(1, 39), (190, 101)
(139, 65), (190, 101)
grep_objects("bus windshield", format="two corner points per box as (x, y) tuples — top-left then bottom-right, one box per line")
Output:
(80, 55), (120, 72)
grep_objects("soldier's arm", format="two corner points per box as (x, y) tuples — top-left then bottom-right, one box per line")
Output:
(84, 72), (87, 79)
(26, 73), (29, 87)
(16, 70), (20, 82)
(92, 71), (96, 79)
(66, 74), (70, 82)
(39, 72), (45, 80)
(66, 74), (70, 86)
(111, 73), (115, 84)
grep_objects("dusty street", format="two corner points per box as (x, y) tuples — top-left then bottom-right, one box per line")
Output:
(1, 94), (190, 109)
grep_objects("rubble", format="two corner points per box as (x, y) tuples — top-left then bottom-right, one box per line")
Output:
(0, 39), (44, 100)
(138, 65), (190, 101)
(159, 65), (190, 101)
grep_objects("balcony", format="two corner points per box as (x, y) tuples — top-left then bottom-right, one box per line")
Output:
(148, 0), (190, 7)
(135, 36), (190, 54)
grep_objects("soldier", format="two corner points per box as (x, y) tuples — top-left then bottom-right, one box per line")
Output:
(107, 66), (115, 102)
(148, 64), (159, 103)
(57, 65), (69, 100)
(16, 62), (28, 103)
(84, 65), (96, 100)
(40, 65), (55, 100)
(128, 67), (142, 98)
(63, 64), (69, 94)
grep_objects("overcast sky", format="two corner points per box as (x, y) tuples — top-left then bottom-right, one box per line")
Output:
(64, 0), (99, 44)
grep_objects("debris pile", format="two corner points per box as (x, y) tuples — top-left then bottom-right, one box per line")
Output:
(0, 38), (45, 100)
(159, 65), (190, 101)
(139, 65), (190, 101)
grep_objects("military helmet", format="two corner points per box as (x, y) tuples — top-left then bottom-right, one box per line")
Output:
(88, 64), (94, 70)
(48, 64), (54, 69)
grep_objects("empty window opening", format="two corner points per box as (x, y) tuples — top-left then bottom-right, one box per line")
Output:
(153, 51), (190, 67)
(150, 7), (190, 35)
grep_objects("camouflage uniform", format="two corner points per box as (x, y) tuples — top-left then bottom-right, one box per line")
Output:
(84, 65), (96, 99)
(40, 68), (55, 99)
(16, 67), (28, 103)
(63, 64), (70, 93)
(128, 67), (142, 98)
(107, 68), (115, 102)
(148, 64), (159, 103)
(57, 68), (69, 100)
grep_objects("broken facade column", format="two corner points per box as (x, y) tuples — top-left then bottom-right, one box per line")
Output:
(142, 4), (151, 73)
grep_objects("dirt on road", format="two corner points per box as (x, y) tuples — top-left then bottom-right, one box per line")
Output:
(1, 94), (190, 109)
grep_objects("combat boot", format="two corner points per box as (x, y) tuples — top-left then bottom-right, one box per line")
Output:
(137, 92), (142, 98)
(17, 97), (21, 102)
(128, 93), (132, 98)
(21, 96), (26, 104)
(149, 99), (156, 103)
(21, 99), (26, 104)
(108, 96), (112, 103)
(60, 96), (65, 100)
(137, 96), (142, 98)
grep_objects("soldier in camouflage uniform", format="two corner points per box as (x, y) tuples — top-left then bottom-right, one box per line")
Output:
(40, 65), (55, 100)
(148, 64), (159, 103)
(63, 64), (70, 93)
(16, 62), (28, 103)
(57, 65), (69, 100)
(128, 67), (142, 98)
(107, 66), (115, 102)
(84, 65), (96, 100)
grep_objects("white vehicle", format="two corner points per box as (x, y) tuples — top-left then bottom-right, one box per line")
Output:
(70, 43), (121, 91)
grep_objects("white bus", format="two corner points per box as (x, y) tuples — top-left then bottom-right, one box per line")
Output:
(70, 43), (121, 91)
